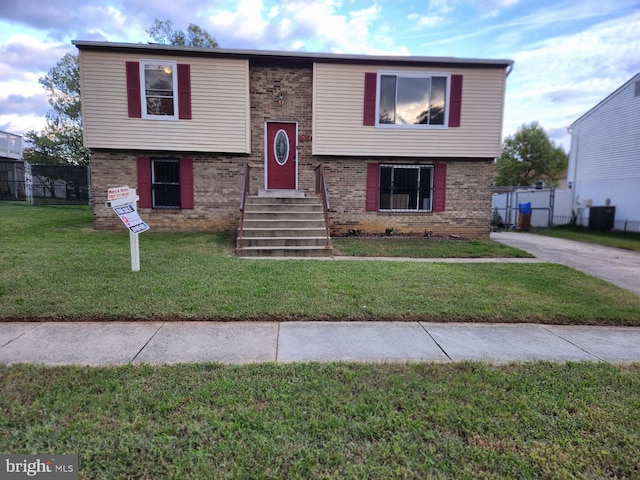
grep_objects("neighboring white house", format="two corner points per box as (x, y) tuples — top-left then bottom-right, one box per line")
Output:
(0, 130), (25, 201)
(568, 73), (640, 231)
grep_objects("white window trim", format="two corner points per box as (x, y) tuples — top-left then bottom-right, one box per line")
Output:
(375, 71), (451, 130)
(140, 59), (179, 121)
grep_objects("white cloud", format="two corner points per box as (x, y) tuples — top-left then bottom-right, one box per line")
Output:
(408, 13), (444, 28)
(503, 10), (640, 149)
(0, 113), (47, 135)
(207, 0), (268, 43)
(277, 1), (405, 55)
(204, 0), (408, 55)
(427, 0), (456, 16)
(471, 0), (521, 18)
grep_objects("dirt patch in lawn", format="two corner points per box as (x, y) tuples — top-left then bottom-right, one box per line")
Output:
(1, 313), (632, 326)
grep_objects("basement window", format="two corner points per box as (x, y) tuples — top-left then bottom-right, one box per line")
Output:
(379, 165), (433, 211)
(152, 159), (180, 208)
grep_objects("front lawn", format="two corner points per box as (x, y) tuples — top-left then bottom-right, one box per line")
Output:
(1, 203), (640, 324)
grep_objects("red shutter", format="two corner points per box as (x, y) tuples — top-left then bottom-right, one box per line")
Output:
(365, 163), (379, 211)
(136, 157), (151, 208)
(448, 74), (463, 128)
(433, 163), (447, 212)
(126, 62), (142, 118)
(363, 72), (377, 126)
(177, 64), (192, 120)
(180, 157), (194, 209)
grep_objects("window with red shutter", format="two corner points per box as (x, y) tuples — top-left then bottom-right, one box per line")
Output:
(128, 60), (192, 121)
(362, 72), (462, 128)
(138, 157), (194, 209)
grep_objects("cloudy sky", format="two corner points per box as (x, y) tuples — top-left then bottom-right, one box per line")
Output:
(1, 0), (639, 150)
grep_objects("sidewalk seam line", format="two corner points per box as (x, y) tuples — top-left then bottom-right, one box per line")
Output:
(419, 322), (452, 362)
(0, 322), (46, 349)
(130, 322), (165, 364)
(536, 324), (609, 364)
(275, 322), (281, 363)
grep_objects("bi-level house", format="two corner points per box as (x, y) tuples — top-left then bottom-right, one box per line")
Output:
(74, 41), (513, 255)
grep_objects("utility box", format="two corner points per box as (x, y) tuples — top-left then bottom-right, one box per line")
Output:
(588, 206), (615, 233)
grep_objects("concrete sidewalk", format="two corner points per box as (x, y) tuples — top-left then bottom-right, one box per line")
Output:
(1, 321), (639, 366)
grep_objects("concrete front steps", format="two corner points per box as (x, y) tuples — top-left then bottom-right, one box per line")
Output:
(236, 194), (333, 257)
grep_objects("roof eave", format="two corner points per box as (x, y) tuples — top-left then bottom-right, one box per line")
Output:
(72, 40), (514, 69)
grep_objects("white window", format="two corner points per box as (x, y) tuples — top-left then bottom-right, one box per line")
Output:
(140, 60), (178, 120)
(377, 72), (449, 128)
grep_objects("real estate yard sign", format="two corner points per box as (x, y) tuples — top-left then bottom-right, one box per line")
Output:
(107, 187), (149, 271)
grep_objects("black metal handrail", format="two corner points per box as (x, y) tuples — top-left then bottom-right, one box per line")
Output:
(314, 164), (331, 248)
(238, 163), (250, 246)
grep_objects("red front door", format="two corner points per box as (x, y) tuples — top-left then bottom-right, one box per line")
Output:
(266, 122), (297, 189)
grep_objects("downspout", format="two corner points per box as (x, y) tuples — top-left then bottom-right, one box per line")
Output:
(567, 125), (579, 224)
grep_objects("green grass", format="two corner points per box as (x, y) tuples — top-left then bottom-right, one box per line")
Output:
(534, 225), (640, 252)
(332, 237), (533, 258)
(1, 362), (639, 479)
(1, 202), (640, 324)
(2, 205), (640, 478)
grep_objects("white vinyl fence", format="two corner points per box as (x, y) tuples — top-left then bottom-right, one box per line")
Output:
(491, 187), (573, 229)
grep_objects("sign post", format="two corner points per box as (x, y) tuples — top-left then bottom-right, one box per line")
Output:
(107, 186), (149, 272)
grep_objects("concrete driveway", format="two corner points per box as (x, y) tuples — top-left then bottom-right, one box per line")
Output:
(491, 232), (640, 295)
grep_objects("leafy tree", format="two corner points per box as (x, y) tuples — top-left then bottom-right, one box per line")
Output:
(23, 53), (89, 165)
(146, 18), (218, 47)
(494, 122), (568, 187)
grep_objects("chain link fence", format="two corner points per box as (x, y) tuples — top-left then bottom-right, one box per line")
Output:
(1, 161), (90, 205)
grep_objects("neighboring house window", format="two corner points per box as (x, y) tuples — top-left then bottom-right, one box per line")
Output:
(141, 61), (178, 119)
(363, 72), (462, 128)
(126, 61), (192, 120)
(378, 165), (433, 211)
(378, 73), (448, 127)
(136, 157), (194, 209)
(366, 162), (446, 212)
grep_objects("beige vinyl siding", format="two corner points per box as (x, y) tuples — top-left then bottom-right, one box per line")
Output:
(312, 63), (507, 158)
(79, 50), (250, 153)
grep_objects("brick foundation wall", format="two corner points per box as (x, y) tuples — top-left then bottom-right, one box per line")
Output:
(91, 151), (247, 231)
(322, 158), (495, 239)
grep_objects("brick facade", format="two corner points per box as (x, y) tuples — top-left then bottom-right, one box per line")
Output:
(90, 59), (494, 239)
(323, 158), (494, 238)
